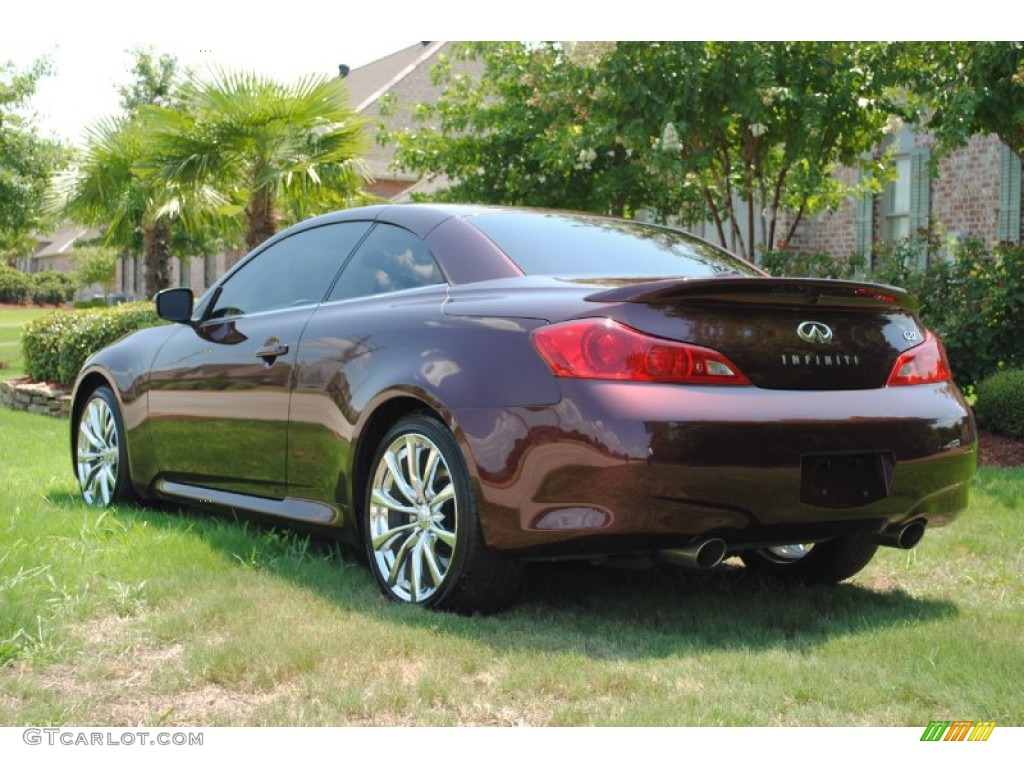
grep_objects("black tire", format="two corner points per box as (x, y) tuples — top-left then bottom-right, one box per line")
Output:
(739, 537), (879, 584)
(362, 414), (524, 614)
(74, 385), (137, 507)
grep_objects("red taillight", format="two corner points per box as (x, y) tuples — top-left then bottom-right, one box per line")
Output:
(531, 318), (751, 385)
(886, 331), (952, 386)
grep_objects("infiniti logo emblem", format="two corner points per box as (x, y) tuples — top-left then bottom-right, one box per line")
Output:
(797, 321), (833, 345)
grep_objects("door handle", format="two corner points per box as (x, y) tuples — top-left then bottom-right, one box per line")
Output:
(255, 342), (289, 359)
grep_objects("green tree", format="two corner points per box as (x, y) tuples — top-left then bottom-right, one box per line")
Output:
(53, 50), (224, 297)
(387, 42), (642, 216)
(0, 58), (69, 255)
(143, 69), (371, 250)
(388, 42), (904, 261)
(610, 42), (904, 260)
(73, 245), (118, 299)
(117, 47), (182, 111)
(53, 115), (176, 297)
(905, 42), (1024, 157)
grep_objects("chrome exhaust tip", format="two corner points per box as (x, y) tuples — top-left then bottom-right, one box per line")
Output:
(875, 520), (926, 550)
(660, 538), (728, 570)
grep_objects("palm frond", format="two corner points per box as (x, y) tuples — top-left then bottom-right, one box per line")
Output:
(148, 67), (371, 247)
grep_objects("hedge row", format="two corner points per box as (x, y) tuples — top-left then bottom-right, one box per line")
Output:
(0, 266), (77, 305)
(22, 302), (164, 385)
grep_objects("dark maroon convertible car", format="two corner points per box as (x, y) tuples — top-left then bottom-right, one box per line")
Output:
(71, 204), (977, 612)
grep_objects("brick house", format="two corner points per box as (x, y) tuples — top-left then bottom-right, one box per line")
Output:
(784, 127), (1023, 263)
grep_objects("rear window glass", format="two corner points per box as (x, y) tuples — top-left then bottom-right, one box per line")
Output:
(466, 212), (759, 278)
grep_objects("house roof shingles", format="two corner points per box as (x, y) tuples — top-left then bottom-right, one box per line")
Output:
(343, 41), (481, 193)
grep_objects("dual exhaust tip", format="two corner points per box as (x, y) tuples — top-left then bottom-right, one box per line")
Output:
(658, 520), (926, 571)
(660, 538), (728, 570)
(874, 519), (926, 550)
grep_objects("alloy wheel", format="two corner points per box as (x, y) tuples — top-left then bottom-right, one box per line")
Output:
(368, 431), (458, 603)
(76, 394), (122, 506)
(759, 543), (814, 563)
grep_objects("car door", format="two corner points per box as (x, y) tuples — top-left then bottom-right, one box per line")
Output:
(286, 223), (448, 508)
(147, 221), (371, 498)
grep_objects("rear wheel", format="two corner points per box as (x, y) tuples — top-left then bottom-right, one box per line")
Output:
(74, 386), (137, 507)
(363, 414), (523, 613)
(739, 536), (879, 583)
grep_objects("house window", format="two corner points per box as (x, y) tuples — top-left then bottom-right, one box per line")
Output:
(883, 155), (911, 243)
(872, 125), (929, 270)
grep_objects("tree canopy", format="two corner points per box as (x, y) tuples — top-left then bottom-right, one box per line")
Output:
(388, 42), (913, 260)
(0, 58), (69, 262)
(53, 51), (202, 296)
(143, 70), (371, 251)
(55, 53), (375, 295)
(385, 42), (643, 216)
(904, 41), (1024, 158)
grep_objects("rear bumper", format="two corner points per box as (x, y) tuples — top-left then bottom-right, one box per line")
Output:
(454, 381), (977, 555)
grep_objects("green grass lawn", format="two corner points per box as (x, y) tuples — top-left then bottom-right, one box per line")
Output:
(0, 407), (1021, 726)
(0, 307), (53, 380)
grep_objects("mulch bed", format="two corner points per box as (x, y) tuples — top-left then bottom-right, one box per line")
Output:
(978, 431), (1024, 468)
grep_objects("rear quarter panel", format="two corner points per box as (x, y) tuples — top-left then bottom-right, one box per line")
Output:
(286, 289), (561, 516)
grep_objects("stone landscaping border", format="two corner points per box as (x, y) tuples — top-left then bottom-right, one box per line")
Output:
(0, 378), (72, 418)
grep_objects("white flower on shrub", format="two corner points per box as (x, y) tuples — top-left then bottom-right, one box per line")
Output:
(660, 122), (681, 152)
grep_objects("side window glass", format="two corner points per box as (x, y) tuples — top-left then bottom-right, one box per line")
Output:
(210, 221), (371, 318)
(327, 224), (445, 302)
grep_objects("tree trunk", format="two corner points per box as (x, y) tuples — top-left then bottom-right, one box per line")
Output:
(144, 220), (172, 298)
(701, 187), (728, 249)
(245, 187), (278, 251)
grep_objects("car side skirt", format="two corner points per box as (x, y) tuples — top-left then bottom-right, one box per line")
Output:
(154, 479), (342, 525)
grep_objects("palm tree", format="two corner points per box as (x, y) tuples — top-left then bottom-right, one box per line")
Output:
(144, 69), (371, 251)
(52, 116), (175, 297)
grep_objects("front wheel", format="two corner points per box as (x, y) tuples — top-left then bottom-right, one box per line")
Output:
(74, 386), (137, 507)
(363, 414), (523, 614)
(739, 537), (879, 584)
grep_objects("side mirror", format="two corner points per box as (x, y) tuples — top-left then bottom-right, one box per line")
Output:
(155, 288), (194, 324)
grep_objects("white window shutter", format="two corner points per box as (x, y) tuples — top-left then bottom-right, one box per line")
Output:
(855, 169), (873, 258)
(909, 149), (931, 268)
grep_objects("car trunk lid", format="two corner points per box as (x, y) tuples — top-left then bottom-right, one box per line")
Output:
(585, 277), (926, 391)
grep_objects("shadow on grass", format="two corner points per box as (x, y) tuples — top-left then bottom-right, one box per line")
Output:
(48, 492), (958, 661)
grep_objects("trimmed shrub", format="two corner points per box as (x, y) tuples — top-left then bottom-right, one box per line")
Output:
(974, 369), (1024, 439)
(73, 298), (108, 310)
(29, 270), (77, 305)
(0, 265), (31, 304)
(23, 302), (163, 385)
(21, 311), (79, 383)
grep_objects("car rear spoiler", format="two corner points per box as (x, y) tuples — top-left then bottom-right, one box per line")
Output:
(584, 277), (918, 313)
